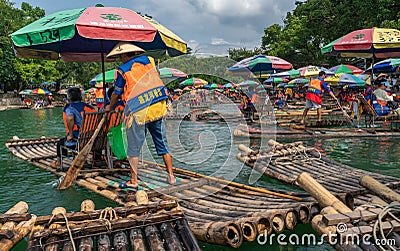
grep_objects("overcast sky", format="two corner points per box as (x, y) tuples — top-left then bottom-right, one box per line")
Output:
(12, 0), (296, 55)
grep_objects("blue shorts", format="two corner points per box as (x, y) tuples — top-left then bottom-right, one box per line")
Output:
(126, 118), (170, 157)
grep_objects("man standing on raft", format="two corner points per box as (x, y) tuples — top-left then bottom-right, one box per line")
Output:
(106, 42), (176, 190)
(300, 71), (338, 125)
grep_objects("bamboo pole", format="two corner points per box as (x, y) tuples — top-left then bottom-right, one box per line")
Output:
(296, 172), (352, 214)
(160, 222), (183, 251)
(144, 225), (165, 251)
(141, 160), (302, 201)
(174, 219), (201, 251)
(189, 221), (243, 248)
(360, 175), (400, 203)
(129, 229), (146, 251)
(97, 234), (111, 251)
(113, 231), (128, 251)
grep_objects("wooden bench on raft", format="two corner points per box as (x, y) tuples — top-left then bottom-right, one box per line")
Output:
(357, 94), (400, 129)
(60, 111), (123, 169)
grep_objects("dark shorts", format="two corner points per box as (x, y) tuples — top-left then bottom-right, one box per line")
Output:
(126, 118), (170, 157)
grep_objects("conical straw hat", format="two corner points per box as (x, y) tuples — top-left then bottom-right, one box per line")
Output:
(107, 42), (145, 58)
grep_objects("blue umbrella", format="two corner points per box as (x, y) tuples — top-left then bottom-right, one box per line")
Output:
(365, 58), (400, 73)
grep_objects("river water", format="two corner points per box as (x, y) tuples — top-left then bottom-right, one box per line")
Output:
(0, 108), (399, 250)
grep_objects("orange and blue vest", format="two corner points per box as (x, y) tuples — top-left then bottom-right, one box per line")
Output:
(114, 55), (168, 126)
(306, 77), (331, 105)
(63, 102), (96, 141)
(95, 88), (104, 104)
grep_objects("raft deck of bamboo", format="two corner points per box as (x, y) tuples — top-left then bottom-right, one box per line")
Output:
(234, 124), (400, 139)
(28, 199), (200, 251)
(236, 140), (400, 206)
(6, 137), (318, 248)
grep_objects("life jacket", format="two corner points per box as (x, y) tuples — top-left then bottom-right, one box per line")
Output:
(306, 77), (324, 104)
(95, 88), (104, 103)
(63, 102), (96, 137)
(118, 55), (168, 126)
(250, 92), (258, 103)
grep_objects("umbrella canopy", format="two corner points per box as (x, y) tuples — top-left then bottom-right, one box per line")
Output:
(223, 83), (236, 89)
(321, 28), (400, 58)
(10, 6), (187, 61)
(85, 87), (97, 93)
(19, 89), (33, 95)
(209, 83), (219, 89)
(227, 55), (292, 76)
(297, 65), (334, 78)
(365, 58), (400, 73)
(325, 73), (365, 86)
(270, 69), (301, 79)
(31, 88), (51, 95)
(263, 77), (288, 84)
(174, 88), (182, 92)
(159, 68), (187, 78)
(237, 80), (259, 87)
(284, 84), (296, 88)
(58, 89), (68, 95)
(182, 86), (192, 92)
(288, 78), (310, 85)
(180, 77), (208, 86)
(328, 64), (364, 75)
(344, 83), (367, 89)
(90, 69), (117, 84)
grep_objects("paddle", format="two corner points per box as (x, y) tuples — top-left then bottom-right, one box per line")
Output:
(57, 114), (107, 190)
(336, 100), (355, 127)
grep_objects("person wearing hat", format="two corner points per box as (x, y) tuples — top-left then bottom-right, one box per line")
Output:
(373, 80), (394, 116)
(106, 42), (176, 190)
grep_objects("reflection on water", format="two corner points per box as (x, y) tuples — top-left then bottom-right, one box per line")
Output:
(0, 108), (399, 250)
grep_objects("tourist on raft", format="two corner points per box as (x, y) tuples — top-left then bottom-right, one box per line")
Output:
(51, 87), (96, 170)
(372, 80), (396, 116)
(300, 71), (338, 125)
(106, 42), (176, 191)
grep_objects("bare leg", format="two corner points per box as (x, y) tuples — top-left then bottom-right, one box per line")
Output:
(301, 108), (310, 124)
(162, 153), (176, 184)
(127, 156), (139, 187)
(317, 108), (322, 122)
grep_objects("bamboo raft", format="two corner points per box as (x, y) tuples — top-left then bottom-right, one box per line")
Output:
(236, 140), (400, 206)
(297, 173), (400, 251)
(27, 199), (200, 251)
(233, 124), (400, 139)
(6, 137), (319, 248)
(0, 201), (36, 251)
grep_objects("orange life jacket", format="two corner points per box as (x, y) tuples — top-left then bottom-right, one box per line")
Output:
(63, 102), (96, 136)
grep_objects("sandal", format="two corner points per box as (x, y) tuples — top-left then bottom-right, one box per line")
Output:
(119, 181), (138, 191)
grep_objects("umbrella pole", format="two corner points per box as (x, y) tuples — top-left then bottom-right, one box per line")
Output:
(100, 40), (107, 104)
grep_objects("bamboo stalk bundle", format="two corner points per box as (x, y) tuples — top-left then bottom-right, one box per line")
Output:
(189, 221), (242, 248)
(113, 231), (128, 251)
(97, 234), (111, 251)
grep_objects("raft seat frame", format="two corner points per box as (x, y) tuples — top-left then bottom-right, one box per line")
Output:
(60, 111), (123, 170)
(357, 94), (400, 128)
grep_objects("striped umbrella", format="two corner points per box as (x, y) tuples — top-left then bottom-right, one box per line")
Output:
(237, 80), (259, 87)
(90, 69), (117, 84)
(325, 73), (365, 86)
(365, 58), (400, 73)
(263, 77), (288, 84)
(288, 78), (310, 85)
(31, 88), (51, 95)
(270, 69), (301, 79)
(180, 77), (208, 86)
(297, 65), (334, 77)
(328, 64), (364, 74)
(228, 55), (292, 77)
(19, 89), (33, 95)
(159, 68), (187, 78)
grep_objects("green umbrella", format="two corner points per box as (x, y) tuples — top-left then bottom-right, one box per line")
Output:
(90, 69), (116, 84)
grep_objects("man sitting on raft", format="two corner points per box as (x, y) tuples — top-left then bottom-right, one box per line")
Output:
(51, 88), (96, 170)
